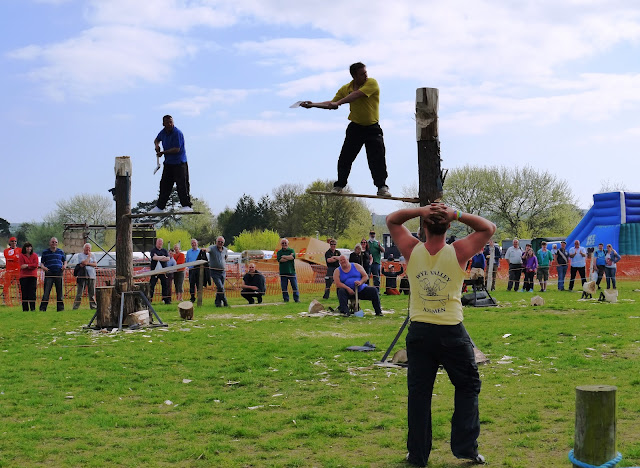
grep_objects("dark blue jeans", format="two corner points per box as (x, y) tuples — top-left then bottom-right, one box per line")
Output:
(211, 270), (227, 306)
(556, 264), (567, 290)
(40, 274), (64, 311)
(406, 321), (481, 466)
(280, 275), (299, 302)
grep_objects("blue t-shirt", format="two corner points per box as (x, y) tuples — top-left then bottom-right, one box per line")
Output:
(41, 248), (65, 274)
(185, 248), (200, 268)
(156, 127), (187, 165)
(470, 253), (485, 269)
(594, 249), (606, 266)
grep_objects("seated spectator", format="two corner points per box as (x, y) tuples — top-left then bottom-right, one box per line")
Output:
(382, 263), (404, 295)
(468, 251), (486, 281)
(333, 255), (382, 316)
(241, 263), (266, 304)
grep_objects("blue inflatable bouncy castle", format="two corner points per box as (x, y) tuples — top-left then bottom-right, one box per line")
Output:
(565, 192), (640, 254)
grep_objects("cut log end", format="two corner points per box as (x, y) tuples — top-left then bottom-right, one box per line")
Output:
(178, 301), (194, 320)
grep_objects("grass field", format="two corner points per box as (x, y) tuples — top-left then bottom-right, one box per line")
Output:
(1, 282), (640, 467)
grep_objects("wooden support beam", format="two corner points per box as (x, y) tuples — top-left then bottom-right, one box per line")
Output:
(128, 211), (202, 219)
(133, 260), (208, 278)
(309, 191), (419, 203)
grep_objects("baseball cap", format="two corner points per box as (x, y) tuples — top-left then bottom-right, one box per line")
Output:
(9, 237), (17, 241)
(369, 230), (375, 235)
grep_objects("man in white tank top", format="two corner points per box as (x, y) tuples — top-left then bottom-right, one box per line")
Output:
(387, 203), (495, 467)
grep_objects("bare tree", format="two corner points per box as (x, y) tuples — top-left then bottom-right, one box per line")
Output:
(53, 193), (115, 225)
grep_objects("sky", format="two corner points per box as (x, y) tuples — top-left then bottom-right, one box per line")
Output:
(2, 0), (640, 224)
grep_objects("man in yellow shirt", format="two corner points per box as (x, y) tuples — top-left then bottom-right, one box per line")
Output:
(301, 62), (391, 197)
(387, 203), (495, 467)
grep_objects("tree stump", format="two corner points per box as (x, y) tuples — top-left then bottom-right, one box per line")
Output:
(574, 385), (617, 468)
(96, 286), (116, 327)
(178, 301), (194, 320)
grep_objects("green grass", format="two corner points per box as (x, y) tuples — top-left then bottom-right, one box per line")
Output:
(1, 283), (640, 467)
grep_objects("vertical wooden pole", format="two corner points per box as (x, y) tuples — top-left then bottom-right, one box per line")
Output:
(416, 88), (442, 241)
(574, 385), (617, 467)
(114, 157), (134, 319)
(197, 264), (204, 307)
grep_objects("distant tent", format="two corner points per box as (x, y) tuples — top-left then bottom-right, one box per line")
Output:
(565, 192), (640, 255)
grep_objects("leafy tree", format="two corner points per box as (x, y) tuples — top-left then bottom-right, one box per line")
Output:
(231, 229), (281, 252)
(215, 208), (234, 244)
(443, 165), (579, 239)
(340, 208), (376, 249)
(175, 198), (217, 245)
(155, 228), (191, 251)
(271, 183), (306, 237)
(220, 194), (276, 243)
(20, 219), (64, 253)
(0, 218), (10, 237)
(298, 180), (370, 239)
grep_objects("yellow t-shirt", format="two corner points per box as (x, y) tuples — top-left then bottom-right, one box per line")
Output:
(333, 78), (380, 126)
(407, 243), (465, 325)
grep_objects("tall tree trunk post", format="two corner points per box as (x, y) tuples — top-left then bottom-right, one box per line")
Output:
(114, 156), (135, 320)
(416, 88), (442, 240)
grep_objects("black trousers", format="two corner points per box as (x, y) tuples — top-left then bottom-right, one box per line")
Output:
(406, 322), (481, 466)
(336, 122), (387, 188)
(158, 162), (191, 209)
(569, 266), (586, 290)
(20, 277), (37, 311)
(507, 263), (522, 291)
(241, 290), (263, 304)
(150, 274), (170, 304)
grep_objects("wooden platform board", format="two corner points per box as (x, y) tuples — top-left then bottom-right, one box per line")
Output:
(128, 211), (202, 219)
(309, 191), (419, 203)
(133, 260), (208, 278)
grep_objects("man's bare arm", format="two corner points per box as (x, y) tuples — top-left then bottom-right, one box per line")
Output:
(300, 100), (338, 110)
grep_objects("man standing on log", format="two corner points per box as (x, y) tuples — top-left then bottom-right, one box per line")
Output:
(387, 203), (495, 467)
(150, 115), (193, 214)
(301, 62), (391, 197)
(150, 238), (171, 304)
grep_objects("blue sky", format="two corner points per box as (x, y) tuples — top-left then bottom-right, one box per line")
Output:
(3, 0), (640, 224)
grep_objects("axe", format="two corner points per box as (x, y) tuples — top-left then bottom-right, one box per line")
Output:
(153, 154), (161, 175)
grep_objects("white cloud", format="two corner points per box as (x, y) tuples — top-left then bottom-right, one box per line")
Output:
(86, 0), (237, 31)
(161, 88), (254, 116)
(215, 118), (343, 137)
(8, 26), (197, 101)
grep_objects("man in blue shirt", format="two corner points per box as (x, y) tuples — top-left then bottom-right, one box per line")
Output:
(151, 115), (193, 213)
(39, 237), (67, 311)
(186, 238), (203, 302)
(593, 243), (606, 289)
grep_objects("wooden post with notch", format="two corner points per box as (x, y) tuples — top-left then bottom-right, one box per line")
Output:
(573, 385), (617, 468)
(416, 88), (443, 239)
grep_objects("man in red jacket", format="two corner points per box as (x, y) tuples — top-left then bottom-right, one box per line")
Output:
(3, 237), (21, 306)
